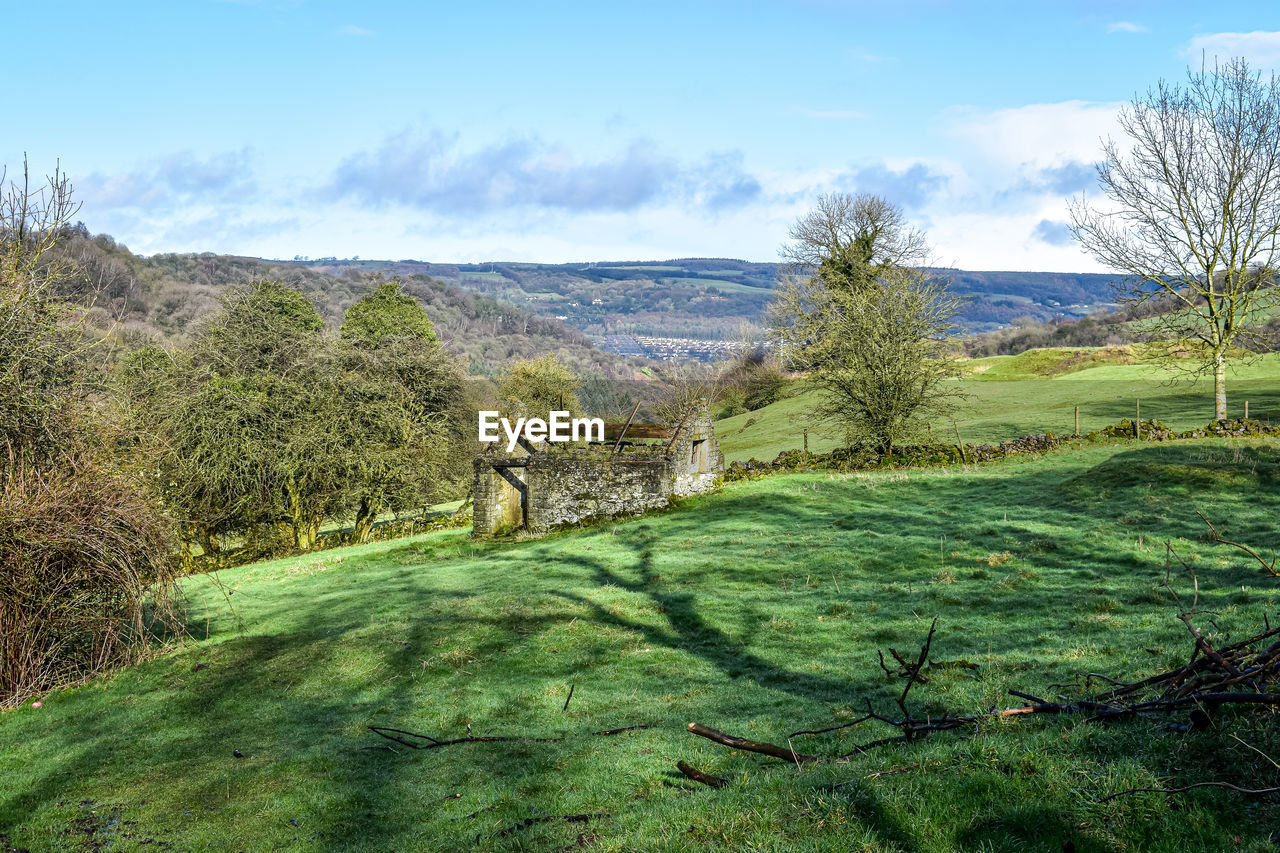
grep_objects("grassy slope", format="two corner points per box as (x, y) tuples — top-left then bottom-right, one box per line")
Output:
(717, 350), (1280, 463)
(3, 440), (1280, 850)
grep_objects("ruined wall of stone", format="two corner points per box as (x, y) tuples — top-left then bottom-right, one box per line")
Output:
(471, 403), (725, 536)
(668, 411), (724, 497)
(524, 458), (671, 533)
(472, 458), (525, 535)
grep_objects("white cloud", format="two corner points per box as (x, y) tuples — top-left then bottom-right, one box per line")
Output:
(1106, 21), (1147, 34)
(68, 109), (1118, 271)
(926, 208), (1097, 271)
(78, 149), (256, 212)
(873, 101), (1129, 270)
(1184, 31), (1280, 70)
(834, 162), (949, 211)
(327, 128), (761, 214)
(945, 100), (1122, 173)
(341, 25), (373, 36)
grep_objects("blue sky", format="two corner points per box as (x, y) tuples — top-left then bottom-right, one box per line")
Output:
(4, 1), (1278, 270)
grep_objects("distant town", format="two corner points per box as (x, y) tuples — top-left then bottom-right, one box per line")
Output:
(599, 333), (751, 361)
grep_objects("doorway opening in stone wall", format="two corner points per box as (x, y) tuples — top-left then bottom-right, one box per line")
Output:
(690, 438), (708, 473)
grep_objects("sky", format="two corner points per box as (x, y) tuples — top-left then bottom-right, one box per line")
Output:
(4, 1), (1279, 271)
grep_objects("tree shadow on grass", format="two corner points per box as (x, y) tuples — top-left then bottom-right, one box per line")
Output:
(1076, 384), (1280, 428)
(4, 441), (1279, 850)
(544, 440), (1280, 713)
(0, 550), (613, 851)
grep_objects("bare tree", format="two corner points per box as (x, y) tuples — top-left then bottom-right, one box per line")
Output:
(1070, 58), (1280, 420)
(0, 156), (81, 290)
(651, 361), (722, 425)
(1, 158), (86, 463)
(780, 192), (930, 294)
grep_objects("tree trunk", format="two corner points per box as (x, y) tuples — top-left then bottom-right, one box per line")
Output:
(352, 496), (381, 544)
(297, 517), (321, 551)
(1214, 353), (1227, 421)
(197, 525), (221, 556)
(284, 479), (320, 551)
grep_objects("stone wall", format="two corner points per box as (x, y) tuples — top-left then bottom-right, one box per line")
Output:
(471, 402), (725, 536)
(472, 458), (525, 533)
(668, 409), (724, 497)
(524, 458), (671, 533)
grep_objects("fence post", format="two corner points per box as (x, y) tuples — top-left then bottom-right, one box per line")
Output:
(1136, 399), (1141, 440)
(803, 429), (808, 453)
(1245, 400), (1249, 420)
(1074, 405), (1079, 437)
(953, 420), (967, 464)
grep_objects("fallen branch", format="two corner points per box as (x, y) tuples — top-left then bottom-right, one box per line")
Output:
(1097, 781), (1280, 803)
(493, 812), (610, 839)
(1197, 510), (1280, 577)
(368, 726), (550, 750)
(686, 722), (821, 763)
(865, 762), (920, 779)
(591, 724), (652, 736)
(689, 592), (1280, 766)
(369, 723), (651, 750)
(676, 760), (729, 788)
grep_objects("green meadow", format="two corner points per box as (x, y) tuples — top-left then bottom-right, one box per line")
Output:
(717, 349), (1280, 463)
(663, 277), (776, 295)
(3, 436), (1280, 851)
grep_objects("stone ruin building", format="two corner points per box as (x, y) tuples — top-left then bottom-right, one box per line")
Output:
(472, 403), (724, 536)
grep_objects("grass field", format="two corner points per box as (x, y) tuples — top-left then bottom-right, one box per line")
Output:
(659, 276), (773, 295)
(3, 438), (1280, 851)
(717, 350), (1280, 463)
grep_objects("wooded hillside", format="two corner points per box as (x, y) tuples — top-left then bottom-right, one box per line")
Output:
(50, 225), (640, 379)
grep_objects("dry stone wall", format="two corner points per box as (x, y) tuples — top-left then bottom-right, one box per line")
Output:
(472, 458), (524, 533)
(525, 458), (671, 532)
(471, 403), (723, 536)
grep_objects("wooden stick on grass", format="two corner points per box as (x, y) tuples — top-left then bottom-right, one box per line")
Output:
(563, 682), (575, 711)
(676, 760), (729, 788)
(685, 722), (822, 763)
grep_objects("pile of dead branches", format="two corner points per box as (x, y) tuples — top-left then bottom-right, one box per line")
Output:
(682, 514), (1280, 782)
(685, 613), (1280, 772)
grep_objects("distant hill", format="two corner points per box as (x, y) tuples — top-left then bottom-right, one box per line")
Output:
(49, 228), (640, 380)
(939, 269), (1122, 329)
(53, 227), (1129, 366)
(305, 257), (1125, 346)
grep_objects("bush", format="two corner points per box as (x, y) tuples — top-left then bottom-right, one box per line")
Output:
(0, 160), (179, 707)
(0, 455), (178, 706)
(713, 386), (748, 420)
(715, 349), (789, 417)
(741, 364), (789, 411)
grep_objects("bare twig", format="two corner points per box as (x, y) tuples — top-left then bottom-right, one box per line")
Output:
(1198, 510), (1280, 577)
(1097, 781), (1280, 803)
(368, 723), (652, 750)
(591, 725), (652, 736)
